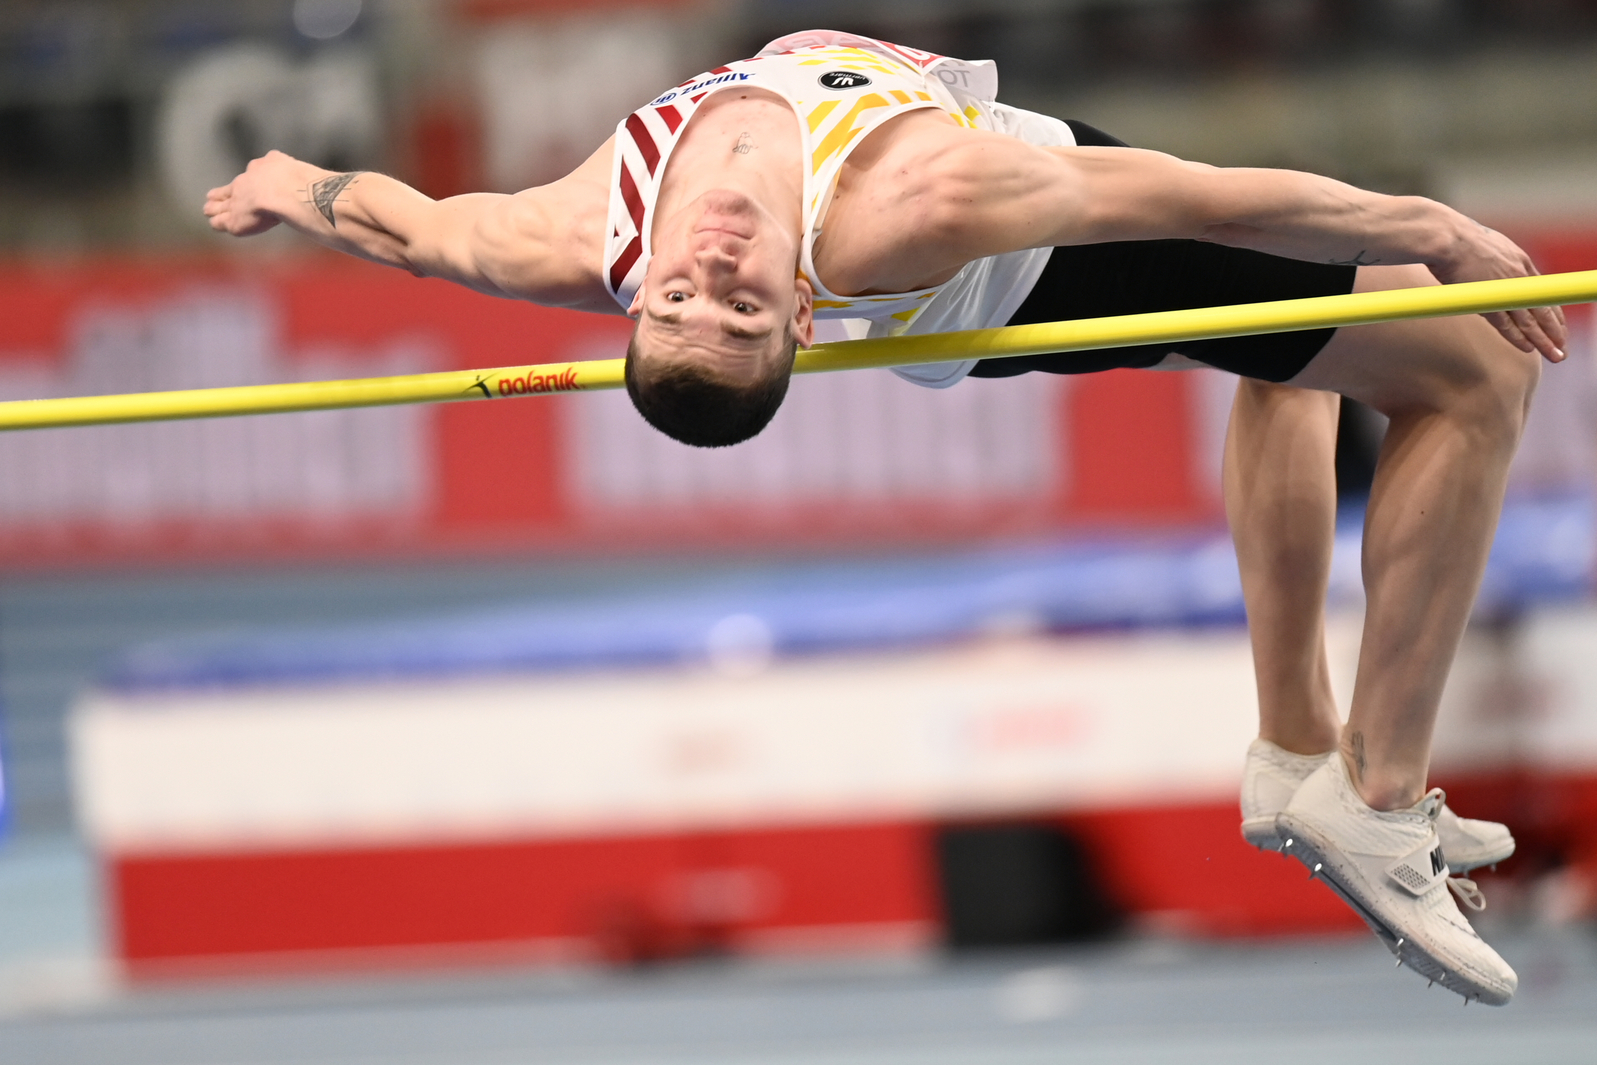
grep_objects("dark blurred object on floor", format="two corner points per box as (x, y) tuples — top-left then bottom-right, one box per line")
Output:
(937, 823), (1119, 948)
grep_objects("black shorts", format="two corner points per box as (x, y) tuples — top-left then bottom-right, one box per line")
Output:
(971, 121), (1357, 384)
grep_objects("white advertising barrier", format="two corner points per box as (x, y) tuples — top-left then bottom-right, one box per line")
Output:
(1430, 605), (1597, 774)
(72, 603), (1597, 858)
(74, 630), (1265, 856)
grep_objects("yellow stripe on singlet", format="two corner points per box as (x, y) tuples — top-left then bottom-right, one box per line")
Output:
(811, 93), (889, 171)
(807, 100), (839, 133)
(797, 49), (903, 76)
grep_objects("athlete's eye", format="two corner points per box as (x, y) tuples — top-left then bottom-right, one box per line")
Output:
(666, 291), (686, 303)
(732, 301), (753, 314)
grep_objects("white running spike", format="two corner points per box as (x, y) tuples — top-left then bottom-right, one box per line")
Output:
(1277, 756), (1518, 1005)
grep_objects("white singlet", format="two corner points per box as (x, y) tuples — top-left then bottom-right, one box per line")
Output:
(603, 30), (1076, 389)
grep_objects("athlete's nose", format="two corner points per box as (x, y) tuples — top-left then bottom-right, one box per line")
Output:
(695, 243), (738, 273)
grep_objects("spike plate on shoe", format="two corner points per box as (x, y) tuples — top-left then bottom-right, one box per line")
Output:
(1273, 817), (1512, 1005)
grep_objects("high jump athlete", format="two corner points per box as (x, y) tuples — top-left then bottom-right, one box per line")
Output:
(205, 30), (1563, 1003)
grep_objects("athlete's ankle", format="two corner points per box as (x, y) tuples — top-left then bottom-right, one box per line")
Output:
(1257, 724), (1338, 758)
(1335, 746), (1425, 812)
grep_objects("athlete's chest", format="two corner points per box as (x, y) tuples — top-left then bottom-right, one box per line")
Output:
(603, 41), (983, 311)
(811, 111), (969, 293)
(653, 92), (801, 201)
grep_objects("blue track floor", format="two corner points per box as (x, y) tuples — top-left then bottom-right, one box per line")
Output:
(3, 817), (1596, 1065)
(2, 925), (1593, 1065)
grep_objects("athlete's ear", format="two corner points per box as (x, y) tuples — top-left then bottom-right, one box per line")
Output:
(792, 275), (815, 348)
(627, 286), (644, 319)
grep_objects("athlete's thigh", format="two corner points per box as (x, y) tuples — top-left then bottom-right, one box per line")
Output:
(1286, 264), (1528, 416)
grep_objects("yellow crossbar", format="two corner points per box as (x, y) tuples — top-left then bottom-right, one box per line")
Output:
(2, 269), (1593, 432)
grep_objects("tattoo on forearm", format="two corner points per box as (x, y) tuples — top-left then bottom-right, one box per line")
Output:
(308, 172), (363, 229)
(1328, 250), (1381, 266)
(732, 132), (755, 155)
(1349, 731), (1367, 781)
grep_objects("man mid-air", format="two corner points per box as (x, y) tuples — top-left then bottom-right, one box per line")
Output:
(207, 30), (1562, 1004)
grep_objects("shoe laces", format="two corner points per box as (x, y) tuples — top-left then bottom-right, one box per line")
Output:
(1448, 874), (1486, 912)
(1418, 787), (1447, 821)
(1418, 789), (1485, 910)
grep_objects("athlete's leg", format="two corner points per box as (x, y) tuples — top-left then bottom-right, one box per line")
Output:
(1289, 264), (1541, 811)
(1223, 379), (1342, 755)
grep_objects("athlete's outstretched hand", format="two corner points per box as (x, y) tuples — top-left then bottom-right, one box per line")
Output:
(1429, 222), (1567, 363)
(203, 150), (313, 237)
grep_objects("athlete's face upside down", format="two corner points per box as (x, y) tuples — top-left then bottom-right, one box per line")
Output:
(628, 188), (814, 385)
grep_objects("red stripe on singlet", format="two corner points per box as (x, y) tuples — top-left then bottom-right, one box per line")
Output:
(707, 66), (732, 75)
(610, 163), (647, 294)
(879, 41), (937, 68)
(689, 93), (706, 104)
(618, 164), (644, 232)
(625, 113), (660, 175)
(609, 238), (642, 294)
(656, 105), (682, 133)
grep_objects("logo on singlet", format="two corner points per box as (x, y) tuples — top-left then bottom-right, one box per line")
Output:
(818, 70), (871, 89)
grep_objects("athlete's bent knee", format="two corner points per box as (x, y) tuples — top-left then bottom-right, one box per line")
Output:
(1457, 329), (1540, 447)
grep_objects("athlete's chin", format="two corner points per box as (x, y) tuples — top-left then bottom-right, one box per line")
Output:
(691, 226), (755, 245)
(693, 188), (760, 219)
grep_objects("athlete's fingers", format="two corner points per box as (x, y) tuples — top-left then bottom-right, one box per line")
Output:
(1532, 309), (1568, 362)
(203, 187), (231, 222)
(1508, 308), (1539, 345)
(1534, 303), (1568, 350)
(1486, 309), (1563, 362)
(1515, 252), (1569, 355)
(1512, 306), (1564, 362)
(1505, 308), (1554, 361)
(1506, 307), (1565, 363)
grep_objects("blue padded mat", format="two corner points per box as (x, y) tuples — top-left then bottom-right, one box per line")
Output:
(102, 495), (1593, 693)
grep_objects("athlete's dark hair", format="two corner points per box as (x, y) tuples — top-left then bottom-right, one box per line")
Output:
(624, 327), (797, 448)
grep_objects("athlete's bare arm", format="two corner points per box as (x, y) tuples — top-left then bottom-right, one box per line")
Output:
(823, 115), (1564, 359)
(204, 142), (620, 315)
